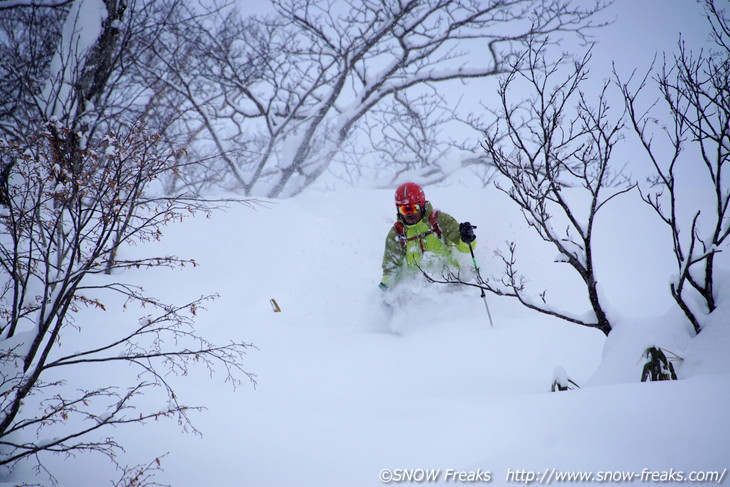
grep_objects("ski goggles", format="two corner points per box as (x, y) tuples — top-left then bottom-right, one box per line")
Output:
(397, 203), (422, 216)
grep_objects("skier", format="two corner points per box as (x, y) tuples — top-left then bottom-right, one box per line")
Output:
(379, 182), (477, 291)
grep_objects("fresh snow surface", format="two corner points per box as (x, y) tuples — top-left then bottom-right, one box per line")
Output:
(13, 183), (730, 486)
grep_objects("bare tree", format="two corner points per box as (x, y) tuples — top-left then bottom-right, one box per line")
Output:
(618, 0), (730, 334)
(0, 1), (256, 483)
(355, 91), (454, 186)
(0, 126), (254, 484)
(0, 0), (218, 191)
(437, 40), (631, 336)
(1, 0), (130, 149)
(153, 0), (611, 197)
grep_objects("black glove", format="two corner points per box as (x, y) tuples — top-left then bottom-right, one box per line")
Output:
(459, 222), (476, 244)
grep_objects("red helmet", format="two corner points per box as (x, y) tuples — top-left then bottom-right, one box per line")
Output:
(394, 182), (425, 206)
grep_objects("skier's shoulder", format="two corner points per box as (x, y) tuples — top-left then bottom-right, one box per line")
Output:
(386, 222), (400, 240)
(432, 207), (458, 226)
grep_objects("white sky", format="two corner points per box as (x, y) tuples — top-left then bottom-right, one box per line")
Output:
(238, 0), (714, 64)
(591, 0), (712, 80)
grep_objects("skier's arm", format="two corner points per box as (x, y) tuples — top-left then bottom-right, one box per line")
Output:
(380, 227), (404, 288)
(438, 212), (475, 253)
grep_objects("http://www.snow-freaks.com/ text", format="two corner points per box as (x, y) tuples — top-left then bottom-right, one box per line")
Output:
(378, 467), (728, 484)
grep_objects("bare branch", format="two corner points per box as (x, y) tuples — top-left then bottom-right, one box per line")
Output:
(157, 0), (613, 196)
(478, 38), (630, 336)
(618, 0), (730, 333)
(0, 126), (255, 482)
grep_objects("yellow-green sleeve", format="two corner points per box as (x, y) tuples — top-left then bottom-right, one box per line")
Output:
(438, 211), (475, 253)
(381, 227), (404, 285)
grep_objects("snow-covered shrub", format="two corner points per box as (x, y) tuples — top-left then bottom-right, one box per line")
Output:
(640, 347), (679, 382)
(551, 365), (581, 392)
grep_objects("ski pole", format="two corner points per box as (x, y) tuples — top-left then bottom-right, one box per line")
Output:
(468, 240), (494, 327)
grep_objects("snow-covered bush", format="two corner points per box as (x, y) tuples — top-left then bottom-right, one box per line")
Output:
(551, 366), (581, 392)
(640, 347), (679, 382)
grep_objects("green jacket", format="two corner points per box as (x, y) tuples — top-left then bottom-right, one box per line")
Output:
(380, 201), (474, 288)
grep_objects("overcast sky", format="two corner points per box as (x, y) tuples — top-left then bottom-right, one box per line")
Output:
(591, 0), (711, 79)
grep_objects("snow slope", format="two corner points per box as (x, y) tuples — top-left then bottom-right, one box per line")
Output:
(26, 182), (730, 486)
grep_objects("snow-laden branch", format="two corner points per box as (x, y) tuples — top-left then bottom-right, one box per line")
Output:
(0, 0), (73, 9)
(479, 39), (630, 336)
(158, 0), (613, 196)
